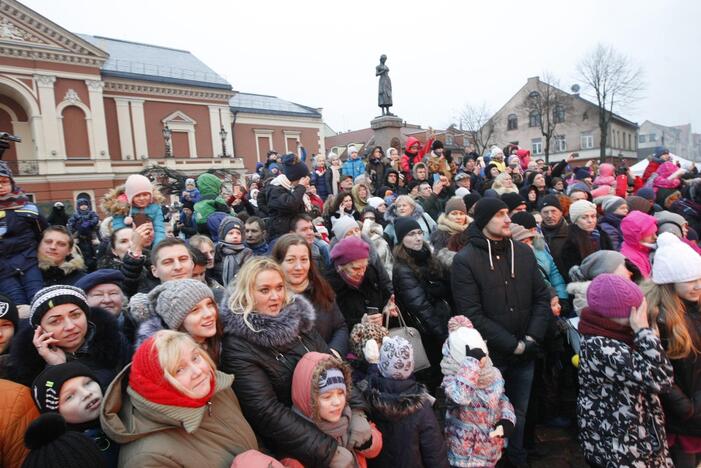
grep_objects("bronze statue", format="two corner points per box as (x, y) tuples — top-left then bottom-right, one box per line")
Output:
(376, 54), (393, 116)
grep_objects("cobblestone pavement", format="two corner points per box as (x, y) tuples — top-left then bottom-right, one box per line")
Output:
(530, 426), (587, 468)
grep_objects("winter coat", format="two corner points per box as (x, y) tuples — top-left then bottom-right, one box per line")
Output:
(220, 295), (367, 467)
(112, 202), (166, 247)
(342, 158), (366, 180)
(362, 221), (394, 279)
(672, 197), (701, 236)
(301, 285), (349, 356)
(653, 161), (682, 191)
(67, 209), (99, 238)
(416, 194), (443, 221)
(8, 307), (131, 388)
(310, 167), (331, 200)
(193, 173), (230, 226)
(363, 372), (449, 468)
(532, 242), (568, 300)
(442, 352), (515, 468)
(593, 163), (616, 187)
(102, 185), (168, 247)
(430, 214), (467, 252)
(119, 250), (158, 297)
(0, 202), (46, 280)
(451, 223), (551, 366)
(212, 244), (253, 287)
(326, 262), (393, 331)
(599, 212), (624, 251)
(38, 251), (86, 287)
(101, 366), (258, 468)
(180, 187), (201, 204)
(366, 158), (389, 191)
(577, 326), (674, 467)
(47, 205), (69, 226)
(266, 179), (307, 239)
(383, 203), (437, 247)
(620, 211), (656, 278)
(559, 226), (612, 283)
(541, 219), (569, 276)
(0, 379), (39, 468)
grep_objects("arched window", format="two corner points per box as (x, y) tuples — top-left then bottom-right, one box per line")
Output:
(553, 105), (565, 123)
(507, 114), (518, 130)
(529, 111), (541, 128)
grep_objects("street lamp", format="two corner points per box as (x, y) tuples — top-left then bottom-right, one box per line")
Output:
(219, 125), (228, 158)
(162, 125), (173, 158)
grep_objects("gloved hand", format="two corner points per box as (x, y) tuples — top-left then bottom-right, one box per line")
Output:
(349, 410), (372, 449)
(329, 446), (354, 468)
(489, 419), (515, 438)
(522, 337), (541, 359)
(363, 339), (380, 364)
(465, 345), (486, 362)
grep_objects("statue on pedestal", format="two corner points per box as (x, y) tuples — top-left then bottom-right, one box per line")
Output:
(376, 54), (393, 116)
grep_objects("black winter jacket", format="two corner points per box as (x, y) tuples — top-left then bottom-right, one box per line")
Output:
(326, 262), (393, 330)
(301, 286), (349, 356)
(451, 223), (551, 366)
(363, 371), (449, 468)
(39, 254), (86, 287)
(120, 250), (158, 296)
(559, 225), (613, 283)
(8, 307), (132, 388)
(266, 183), (306, 239)
(541, 219), (569, 276)
(0, 203), (47, 280)
(220, 295), (366, 468)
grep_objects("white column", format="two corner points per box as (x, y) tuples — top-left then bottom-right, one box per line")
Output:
(114, 97), (134, 160)
(187, 129), (198, 158)
(84, 80), (110, 159)
(34, 74), (60, 158)
(129, 99), (148, 159)
(208, 106), (222, 157)
(221, 108), (234, 157)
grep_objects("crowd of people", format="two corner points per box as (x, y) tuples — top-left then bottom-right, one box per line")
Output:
(1, 139), (701, 467)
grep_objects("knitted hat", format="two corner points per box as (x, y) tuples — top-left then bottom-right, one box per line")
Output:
(185, 178), (195, 186)
(462, 192), (481, 213)
(349, 322), (388, 359)
(347, 145), (358, 155)
(330, 236), (369, 266)
(454, 172), (469, 182)
(22, 413), (103, 468)
(444, 196), (467, 215)
(574, 167), (591, 180)
(147, 279), (214, 330)
(587, 274), (643, 318)
(129, 335), (215, 407)
(318, 367), (346, 395)
(655, 211), (687, 238)
(217, 216), (244, 242)
(591, 185), (612, 199)
(473, 198), (508, 230)
(569, 250), (626, 282)
(74, 269), (125, 294)
(231, 450), (286, 468)
(332, 215), (359, 240)
(0, 293), (18, 330)
(378, 335), (414, 380)
(627, 195), (653, 214)
(447, 316), (488, 363)
(510, 224), (536, 242)
(30, 285), (90, 328)
(501, 192), (527, 212)
(394, 217), (422, 244)
(602, 196), (627, 214)
(124, 174), (153, 204)
(182, 200), (194, 211)
(53, 201), (64, 208)
(454, 187), (470, 198)
(652, 232), (701, 284)
(636, 187), (655, 202)
(76, 197), (90, 208)
(282, 153), (309, 182)
(431, 140), (444, 151)
(568, 182), (591, 197)
(510, 211), (537, 230)
(32, 361), (98, 413)
(367, 197), (385, 209)
(0, 160), (14, 189)
(568, 199), (596, 225)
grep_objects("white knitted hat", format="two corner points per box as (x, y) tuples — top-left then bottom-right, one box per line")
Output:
(569, 199), (596, 225)
(652, 232), (701, 284)
(448, 325), (488, 364)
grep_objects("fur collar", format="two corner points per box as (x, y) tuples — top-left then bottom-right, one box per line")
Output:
(384, 202), (426, 224)
(436, 214), (467, 235)
(38, 250), (85, 274)
(364, 376), (431, 419)
(222, 294), (316, 348)
(101, 185), (165, 217)
(436, 247), (456, 270)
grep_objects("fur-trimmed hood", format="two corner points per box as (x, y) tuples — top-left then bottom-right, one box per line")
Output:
(384, 201), (426, 224)
(134, 314), (167, 349)
(363, 375), (432, 420)
(101, 184), (166, 218)
(221, 294), (316, 348)
(436, 247), (456, 271)
(38, 249), (85, 274)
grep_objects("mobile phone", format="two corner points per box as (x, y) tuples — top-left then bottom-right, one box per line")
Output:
(133, 213), (151, 227)
(432, 173), (440, 184)
(366, 307), (380, 315)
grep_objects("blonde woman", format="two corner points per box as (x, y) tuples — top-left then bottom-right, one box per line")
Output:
(491, 172), (519, 195)
(220, 257), (372, 467)
(644, 232), (701, 468)
(100, 330), (257, 467)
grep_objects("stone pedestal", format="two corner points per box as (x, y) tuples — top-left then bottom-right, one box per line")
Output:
(370, 115), (403, 151)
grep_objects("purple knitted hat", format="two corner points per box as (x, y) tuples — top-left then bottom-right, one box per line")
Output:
(587, 273), (643, 318)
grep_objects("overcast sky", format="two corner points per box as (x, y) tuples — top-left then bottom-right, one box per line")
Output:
(23, 0), (701, 134)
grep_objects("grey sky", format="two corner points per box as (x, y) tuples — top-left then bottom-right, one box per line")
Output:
(23, 0), (701, 134)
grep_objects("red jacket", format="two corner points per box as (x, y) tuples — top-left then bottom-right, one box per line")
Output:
(400, 136), (433, 179)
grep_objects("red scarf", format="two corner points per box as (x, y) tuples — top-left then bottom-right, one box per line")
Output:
(578, 307), (635, 348)
(0, 189), (28, 210)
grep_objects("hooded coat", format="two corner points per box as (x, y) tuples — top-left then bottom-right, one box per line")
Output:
(193, 173), (230, 227)
(598, 212), (624, 251)
(100, 366), (258, 468)
(451, 223), (551, 366)
(219, 295), (367, 467)
(266, 177), (307, 239)
(620, 211), (657, 278)
(0, 379), (39, 468)
(38, 248), (86, 287)
(104, 185), (167, 247)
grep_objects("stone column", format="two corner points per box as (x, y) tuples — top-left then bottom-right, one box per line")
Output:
(84, 80), (110, 159)
(129, 99), (148, 159)
(114, 97), (134, 160)
(34, 74), (60, 158)
(208, 106), (222, 157)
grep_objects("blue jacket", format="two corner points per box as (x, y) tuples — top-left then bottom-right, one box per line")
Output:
(112, 203), (166, 247)
(342, 158), (366, 180)
(534, 246), (568, 299)
(0, 203), (47, 279)
(67, 210), (99, 238)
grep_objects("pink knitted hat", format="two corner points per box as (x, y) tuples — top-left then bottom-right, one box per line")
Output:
(587, 273), (643, 318)
(330, 236), (369, 266)
(124, 174), (153, 204)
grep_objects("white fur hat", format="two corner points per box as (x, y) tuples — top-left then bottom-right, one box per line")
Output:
(652, 232), (701, 284)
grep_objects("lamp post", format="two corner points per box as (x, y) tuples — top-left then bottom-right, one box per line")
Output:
(162, 125), (173, 158)
(219, 125), (228, 158)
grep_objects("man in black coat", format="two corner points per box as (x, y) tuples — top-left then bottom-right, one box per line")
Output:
(539, 195), (570, 278)
(266, 154), (309, 241)
(451, 198), (551, 468)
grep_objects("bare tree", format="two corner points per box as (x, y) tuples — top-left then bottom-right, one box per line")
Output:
(458, 102), (497, 156)
(519, 72), (573, 164)
(577, 44), (644, 162)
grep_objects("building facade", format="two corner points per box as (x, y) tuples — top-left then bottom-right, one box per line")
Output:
(637, 120), (701, 161)
(489, 76), (639, 163)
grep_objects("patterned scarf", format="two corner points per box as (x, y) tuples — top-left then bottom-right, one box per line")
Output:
(476, 356), (499, 388)
(0, 189), (28, 210)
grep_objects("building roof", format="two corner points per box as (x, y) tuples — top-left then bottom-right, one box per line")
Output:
(78, 34), (231, 90)
(229, 93), (321, 118)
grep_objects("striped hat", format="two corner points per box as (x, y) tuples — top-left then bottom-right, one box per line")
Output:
(29, 285), (90, 328)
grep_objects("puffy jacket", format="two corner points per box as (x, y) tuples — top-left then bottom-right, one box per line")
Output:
(0, 203), (47, 279)
(533, 244), (568, 300)
(0, 379), (39, 468)
(119, 250), (158, 297)
(598, 212), (624, 251)
(301, 286), (349, 356)
(194, 173), (230, 226)
(620, 211), (657, 278)
(366, 158), (389, 192)
(101, 366), (258, 467)
(38, 251), (86, 287)
(67, 210), (99, 237)
(451, 223), (551, 366)
(342, 158), (366, 180)
(8, 307), (131, 388)
(219, 295), (367, 467)
(266, 182), (306, 239)
(310, 168), (331, 200)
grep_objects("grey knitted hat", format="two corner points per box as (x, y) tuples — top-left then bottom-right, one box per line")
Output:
(147, 279), (214, 330)
(378, 335), (414, 380)
(569, 250), (626, 282)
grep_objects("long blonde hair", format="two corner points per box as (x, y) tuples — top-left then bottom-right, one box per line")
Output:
(643, 281), (699, 359)
(226, 257), (292, 331)
(151, 330), (216, 398)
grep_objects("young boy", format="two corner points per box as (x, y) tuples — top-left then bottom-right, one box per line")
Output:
(180, 178), (201, 204)
(213, 216), (252, 287)
(287, 352), (382, 468)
